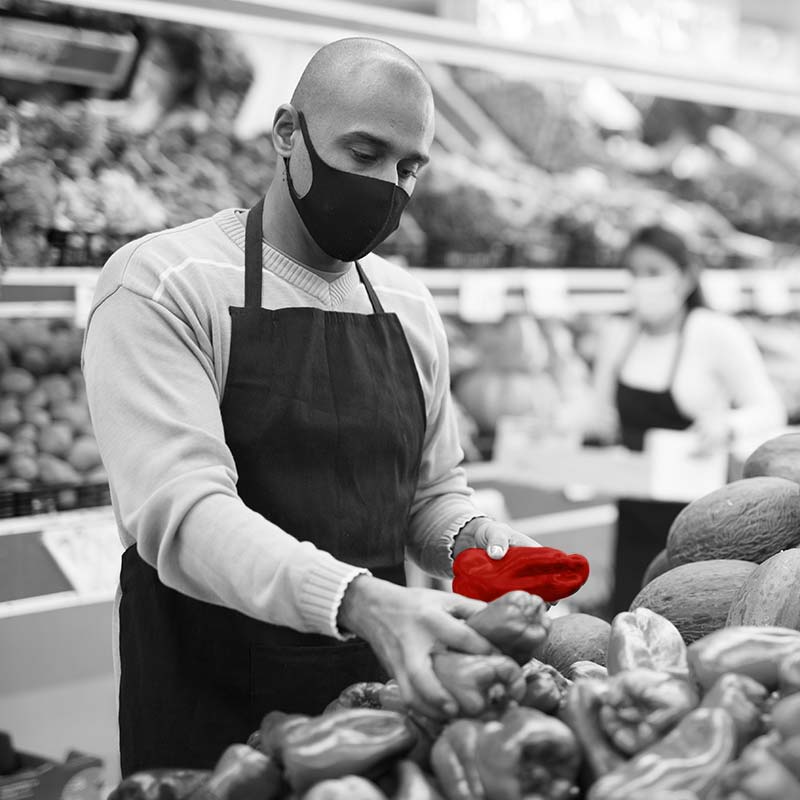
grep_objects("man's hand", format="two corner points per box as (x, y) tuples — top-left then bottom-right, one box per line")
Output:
(337, 575), (496, 720)
(453, 518), (541, 561)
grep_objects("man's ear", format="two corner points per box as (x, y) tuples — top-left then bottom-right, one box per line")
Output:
(272, 104), (298, 157)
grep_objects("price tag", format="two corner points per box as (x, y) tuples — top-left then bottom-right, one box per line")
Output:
(74, 282), (95, 329)
(458, 273), (507, 323)
(752, 272), (792, 315)
(701, 271), (742, 313)
(524, 270), (569, 317)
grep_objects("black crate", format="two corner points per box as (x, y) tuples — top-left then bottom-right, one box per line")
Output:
(10, 482), (111, 517)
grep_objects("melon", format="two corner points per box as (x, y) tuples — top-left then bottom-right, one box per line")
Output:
(667, 478), (800, 567)
(726, 549), (800, 630)
(630, 560), (756, 644)
(642, 548), (672, 588)
(743, 434), (800, 484)
(534, 613), (610, 673)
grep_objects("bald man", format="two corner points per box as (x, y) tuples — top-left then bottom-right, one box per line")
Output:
(83, 37), (538, 772)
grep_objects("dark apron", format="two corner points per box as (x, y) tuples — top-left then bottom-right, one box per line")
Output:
(118, 198), (426, 774)
(611, 322), (692, 614)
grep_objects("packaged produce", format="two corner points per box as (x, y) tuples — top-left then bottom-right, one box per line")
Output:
(452, 546), (590, 604)
(630, 560), (757, 644)
(687, 626), (800, 691)
(475, 706), (580, 800)
(666, 478), (800, 567)
(280, 709), (416, 792)
(726, 549), (800, 630)
(465, 591), (550, 664)
(700, 673), (768, 753)
(535, 613), (610, 672)
(607, 607), (689, 680)
(587, 707), (736, 799)
(431, 652), (525, 719)
(430, 719), (485, 800)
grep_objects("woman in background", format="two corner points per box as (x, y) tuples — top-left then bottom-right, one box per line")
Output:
(590, 224), (785, 614)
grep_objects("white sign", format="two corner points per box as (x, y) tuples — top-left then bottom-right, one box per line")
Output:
(458, 273), (508, 322)
(524, 270), (569, 317)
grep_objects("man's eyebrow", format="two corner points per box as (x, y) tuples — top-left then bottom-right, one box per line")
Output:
(341, 130), (430, 165)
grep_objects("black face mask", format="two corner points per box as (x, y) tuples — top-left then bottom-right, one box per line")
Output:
(284, 112), (410, 262)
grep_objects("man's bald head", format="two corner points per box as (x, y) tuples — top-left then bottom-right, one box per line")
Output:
(291, 37), (432, 118)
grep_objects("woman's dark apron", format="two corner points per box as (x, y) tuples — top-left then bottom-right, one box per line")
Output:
(611, 321), (692, 614)
(118, 198), (426, 774)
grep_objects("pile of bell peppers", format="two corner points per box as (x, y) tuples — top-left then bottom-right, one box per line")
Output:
(107, 599), (800, 800)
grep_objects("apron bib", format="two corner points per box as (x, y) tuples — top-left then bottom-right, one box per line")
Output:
(118, 198), (426, 773)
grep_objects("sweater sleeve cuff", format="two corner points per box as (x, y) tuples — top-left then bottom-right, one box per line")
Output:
(300, 557), (371, 641)
(447, 512), (490, 571)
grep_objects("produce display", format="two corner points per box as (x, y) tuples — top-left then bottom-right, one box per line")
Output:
(0, 318), (105, 511)
(102, 430), (800, 799)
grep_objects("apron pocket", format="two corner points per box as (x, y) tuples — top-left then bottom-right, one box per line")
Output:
(249, 638), (387, 723)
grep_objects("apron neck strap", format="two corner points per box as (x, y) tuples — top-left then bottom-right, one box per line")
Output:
(355, 261), (385, 314)
(244, 197), (266, 308)
(245, 199), (385, 315)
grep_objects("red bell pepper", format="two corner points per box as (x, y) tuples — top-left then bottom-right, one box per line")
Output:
(452, 547), (589, 603)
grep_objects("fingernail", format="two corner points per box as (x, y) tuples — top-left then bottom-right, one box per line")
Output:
(488, 545), (504, 559)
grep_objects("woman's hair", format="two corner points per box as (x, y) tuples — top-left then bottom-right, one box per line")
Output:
(622, 224), (706, 310)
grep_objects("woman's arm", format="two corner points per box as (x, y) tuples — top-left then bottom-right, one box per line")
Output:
(694, 313), (786, 449)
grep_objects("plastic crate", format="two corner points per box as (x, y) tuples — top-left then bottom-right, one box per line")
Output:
(3, 482), (111, 518)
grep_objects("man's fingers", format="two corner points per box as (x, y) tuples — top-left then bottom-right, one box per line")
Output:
(508, 531), (541, 548)
(406, 655), (458, 718)
(434, 614), (497, 656)
(444, 595), (486, 620)
(394, 670), (445, 720)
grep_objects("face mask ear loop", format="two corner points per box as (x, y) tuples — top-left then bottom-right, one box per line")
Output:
(284, 110), (314, 201)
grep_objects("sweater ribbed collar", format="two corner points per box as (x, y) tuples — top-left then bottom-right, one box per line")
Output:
(214, 208), (360, 308)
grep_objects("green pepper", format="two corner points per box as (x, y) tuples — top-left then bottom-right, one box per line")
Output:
(558, 679), (625, 781)
(475, 706), (581, 800)
(713, 734), (800, 800)
(771, 693), (800, 741)
(109, 770), (210, 800)
(607, 608), (689, 681)
(567, 661), (608, 682)
(429, 719), (486, 800)
(392, 760), (443, 800)
(281, 709), (416, 793)
(431, 652), (525, 720)
(302, 775), (388, 800)
(466, 591), (550, 665)
(520, 657), (572, 714)
(377, 681), (408, 713)
(597, 668), (699, 756)
(255, 711), (310, 762)
(324, 682), (385, 713)
(192, 744), (282, 800)
(701, 673), (768, 753)
(687, 627), (800, 691)
(588, 708), (737, 800)
(772, 735), (800, 782)
(780, 651), (800, 697)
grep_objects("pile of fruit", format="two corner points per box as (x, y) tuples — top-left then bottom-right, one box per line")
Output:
(0, 319), (104, 497)
(107, 431), (800, 799)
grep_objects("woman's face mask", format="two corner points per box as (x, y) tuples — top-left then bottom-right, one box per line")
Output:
(626, 245), (691, 327)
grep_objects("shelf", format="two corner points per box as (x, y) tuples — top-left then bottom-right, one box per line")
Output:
(3, 266), (800, 323)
